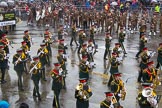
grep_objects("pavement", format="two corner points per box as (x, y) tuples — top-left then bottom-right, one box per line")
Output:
(0, 20), (162, 108)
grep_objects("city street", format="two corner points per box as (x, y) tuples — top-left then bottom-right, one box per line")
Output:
(0, 20), (162, 108)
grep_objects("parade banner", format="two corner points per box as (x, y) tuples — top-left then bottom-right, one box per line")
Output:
(0, 11), (16, 26)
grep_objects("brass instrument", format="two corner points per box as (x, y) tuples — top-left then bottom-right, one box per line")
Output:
(153, 70), (161, 89)
(119, 79), (126, 100)
(76, 83), (90, 101)
(142, 87), (158, 107)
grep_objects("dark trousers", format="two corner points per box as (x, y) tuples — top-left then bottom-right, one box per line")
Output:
(33, 79), (40, 98)
(78, 44), (82, 54)
(107, 75), (113, 87)
(156, 62), (161, 69)
(40, 67), (46, 80)
(119, 42), (126, 53)
(70, 37), (78, 46)
(16, 71), (23, 89)
(53, 89), (61, 108)
(0, 68), (6, 82)
(104, 48), (111, 59)
(136, 50), (142, 57)
(138, 69), (143, 82)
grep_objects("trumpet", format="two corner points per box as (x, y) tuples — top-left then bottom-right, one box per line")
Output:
(76, 83), (90, 101)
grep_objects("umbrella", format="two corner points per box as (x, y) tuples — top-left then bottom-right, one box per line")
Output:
(0, 1), (8, 7)
(110, 2), (118, 6)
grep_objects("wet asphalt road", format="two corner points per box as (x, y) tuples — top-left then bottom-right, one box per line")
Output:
(0, 21), (162, 108)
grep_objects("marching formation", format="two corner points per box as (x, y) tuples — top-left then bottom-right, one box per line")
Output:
(1, 1), (162, 108)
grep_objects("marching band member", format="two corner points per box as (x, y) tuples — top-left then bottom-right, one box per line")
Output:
(21, 41), (31, 73)
(70, 24), (78, 47)
(142, 61), (157, 83)
(0, 34), (9, 54)
(75, 78), (92, 108)
(51, 63), (63, 108)
(136, 33), (147, 58)
(118, 27), (127, 55)
(156, 43), (162, 69)
(58, 25), (64, 40)
(79, 55), (91, 80)
(89, 25), (96, 45)
(81, 43), (88, 59)
(138, 83), (158, 108)
(23, 30), (32, 51)
(0, 45), (8, 84)
(104, 32), (112, 60)
(78, 30), (86, 54)
(112, 43), (121, 57)
(57, 49), (67, 89)
(87, 40), (95, 68)
(107, 53), (120, 87)
(100, 92), (123, 108)
(58, 39), (68, 54)
(44, 28), (52, 39)
(37, 43), (48, 81)
(30, 56), (42, 101)
(138, 47), (150, 83)
(110, 73), (126, 104)
(13, 48), (27, 90)
(43, 35), (52, 56)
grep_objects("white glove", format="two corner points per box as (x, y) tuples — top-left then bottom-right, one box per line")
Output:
(34, 67), (38, 70)
(109, 36), (112, 40)
(59, 68), (63, 73)
(79, 91), (83, 96)
(118, 94), (122, 97)
(59, 72), (62, 76)
(83, 96), (86, 99)
(110, 104), (114, 108)
(86, 61), (89, 65)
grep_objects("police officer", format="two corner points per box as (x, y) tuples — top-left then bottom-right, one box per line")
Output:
(51, 63), (63, 108)
(23, 30), (31, 51)
(118, 27), (127, 54)
(78, 30), (86, 54)
(75, 78), (92, 108)
(138, 47), (150, 82)
(37, 43), (48, 81)
(136, 34), (147, 58)
(57, 49), (67, 89)
(70, 24), (78, 46)
(156, 43), (162, 69)
(0, 34), (9, 54)
(104, 33), (112, 60)
(107, 53), (120, 87)
(79, 55), (91, 80)
(0, 45), (8, 84)
(30, 56), (42, 101)
(111, 73), (125, 104)
(13, 48), (27, 90)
